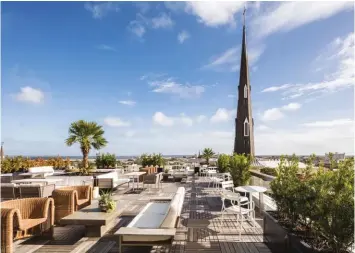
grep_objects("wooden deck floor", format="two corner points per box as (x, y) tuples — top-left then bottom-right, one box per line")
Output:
(14, 176), (273, 253)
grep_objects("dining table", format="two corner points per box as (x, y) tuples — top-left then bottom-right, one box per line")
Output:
(124, 172), (146, 191)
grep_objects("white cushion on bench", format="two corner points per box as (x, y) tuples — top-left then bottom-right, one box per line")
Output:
(28, 166), (54, 177)
(161, 187), (185, 228)
(128, 202), (170, 229)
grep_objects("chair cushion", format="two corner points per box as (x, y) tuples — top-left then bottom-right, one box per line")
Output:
(21, 218), (47, 230)
(77, 199), (89, 206)
(128, 202), (170, 229)
(160, 187), (185, 228)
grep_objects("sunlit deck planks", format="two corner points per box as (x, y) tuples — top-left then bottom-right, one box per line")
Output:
(13, 176), (273, 253)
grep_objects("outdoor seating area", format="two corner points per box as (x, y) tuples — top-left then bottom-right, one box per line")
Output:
(7, 173), (272, 253)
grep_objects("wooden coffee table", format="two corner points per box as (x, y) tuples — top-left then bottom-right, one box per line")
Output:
(60, 200), (133, 237)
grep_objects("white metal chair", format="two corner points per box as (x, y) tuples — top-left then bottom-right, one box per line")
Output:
(220, 190), (255, 241)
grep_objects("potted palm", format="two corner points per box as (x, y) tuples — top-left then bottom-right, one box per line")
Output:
(202, 148), (215, 165)
(65, 120), (108, 169)
(98, 191), (116, 212)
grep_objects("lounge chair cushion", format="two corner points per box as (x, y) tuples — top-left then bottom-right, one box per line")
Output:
(77, 199), (89, 206)
(122, 234), (173, 242)
(128, 202), (170, 229)
(160, 188), (185, 228)
(21, 218), (47, 230)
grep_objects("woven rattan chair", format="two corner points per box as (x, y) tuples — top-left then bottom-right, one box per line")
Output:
(1, 183), (19, 201)
(1, 197), (54, 253)
(52, 185), (93, 224)
(19, 184), (55, 198)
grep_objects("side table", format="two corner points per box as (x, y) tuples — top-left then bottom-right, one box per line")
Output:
(186, 218), (210, 242)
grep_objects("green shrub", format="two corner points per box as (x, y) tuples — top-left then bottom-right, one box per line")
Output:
(95, 153), (117, 169)
(217, 154), (230, 173)
(139, 153), (165, 167)
(228, 153), (251, 187)
(270, 155), (300, 228)
(312, 158), (354, 252)
(1, 156), (72, 173)
(260, 167), (277, 176)
(270, 154), (354, 252)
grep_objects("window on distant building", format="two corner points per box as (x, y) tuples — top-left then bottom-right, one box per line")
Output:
(244, 84), (248, 98)
(244, 118), (249, 136)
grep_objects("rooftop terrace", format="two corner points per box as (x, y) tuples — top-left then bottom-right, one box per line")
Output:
(13, 175), (272, 253)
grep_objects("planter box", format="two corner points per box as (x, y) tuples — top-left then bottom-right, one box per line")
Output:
(263, 211), (288, 253)
(288, 233), (320, 253)
(264, 211), (322, 253)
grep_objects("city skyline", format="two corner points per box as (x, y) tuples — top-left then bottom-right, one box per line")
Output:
(2, 2), (354, 156)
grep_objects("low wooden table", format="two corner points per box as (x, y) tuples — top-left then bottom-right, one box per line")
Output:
(186, 218), (210, 242)
(60, 200), (132, 237)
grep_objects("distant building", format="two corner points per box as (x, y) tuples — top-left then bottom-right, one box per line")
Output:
(323, 152), (345, 167)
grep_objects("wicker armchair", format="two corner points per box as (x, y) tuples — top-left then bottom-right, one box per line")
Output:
(1, 197), (54, 253)
(52, 185), (93, 224)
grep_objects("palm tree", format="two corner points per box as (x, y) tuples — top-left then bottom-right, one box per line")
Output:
(65, 120), (108, 168)
(202, 148), (215, 165)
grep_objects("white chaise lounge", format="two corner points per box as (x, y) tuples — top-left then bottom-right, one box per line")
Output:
(115, 187), (185, 253)
(96, 171), (130, 191)
(26, 166), (55, 178)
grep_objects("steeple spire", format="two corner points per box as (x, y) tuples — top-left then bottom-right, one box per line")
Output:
(243, 5), (246, 27)
(233, 7), (255, 156)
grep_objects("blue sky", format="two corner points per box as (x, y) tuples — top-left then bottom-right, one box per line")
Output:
(2, 1), (354, 156)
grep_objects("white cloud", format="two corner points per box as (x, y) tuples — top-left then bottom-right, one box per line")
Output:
(210, 108), (235, 123)
(257, 125), (270, 131)
(128, 13), (173, 38)
(185, 1), (245, 27)
(135, 2), (150, 13)
(149, 78), (205, 98)
(262, 102), (302, 121)
(302, 118), (353, 128)
(203, 44), (264, 72)
(97, 44), (116, 52)
(84, 2), (119, 19)
(204, 47), (239, 71)
(104, 117), (131, 127)
(251, 2), (353, 39)
(151, 13), (174, 29)
(152, 112), (174, 127)
(262, 84), (293, 92)
(179, 113), (194, 126)
(119, 100), (136, 106)
(209, 131), (234, 138)
(15, 86), (45, 104)
(227, 94), (236, 98)
(128, 20), (146, 38)
(178, 30), (190, 44)
(262, 32), (354, 99)
(282, 102), (301, 111)
(152, 112), (207, 127)
(256, 120), (354, 155)
(261, 108), (284, 121)
(196, 115), (206, 123)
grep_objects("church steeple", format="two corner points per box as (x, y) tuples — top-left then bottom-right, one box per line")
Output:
(233, 7), (255, 156)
